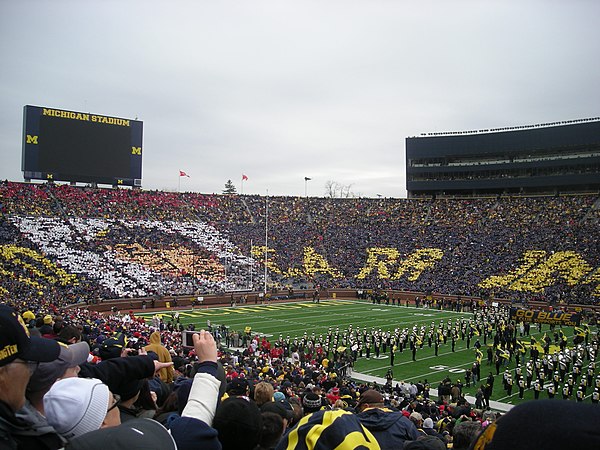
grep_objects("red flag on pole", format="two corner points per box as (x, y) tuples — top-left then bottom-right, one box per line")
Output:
(179, 170), (190, 177)
(242, 174), (248, 181)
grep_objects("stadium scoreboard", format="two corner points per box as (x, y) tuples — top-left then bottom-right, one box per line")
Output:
(22, 105), (143, 187)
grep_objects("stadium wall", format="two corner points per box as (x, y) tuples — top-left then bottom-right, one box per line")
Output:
(78, 289), (600, 314)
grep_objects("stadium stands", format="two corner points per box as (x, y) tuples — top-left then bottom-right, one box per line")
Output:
(1, 181), (599, 448)
(1, 181), (599, 306)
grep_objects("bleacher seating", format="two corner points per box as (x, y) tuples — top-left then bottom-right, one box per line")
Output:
(1, 181), (598, 306)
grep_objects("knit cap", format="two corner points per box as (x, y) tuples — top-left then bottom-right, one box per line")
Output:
(302, 392), (323, 413)
(471, 400), (600, 450)
(44, 377), (109, 440)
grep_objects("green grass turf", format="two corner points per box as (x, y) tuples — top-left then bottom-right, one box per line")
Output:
(138, 299), (598, 406)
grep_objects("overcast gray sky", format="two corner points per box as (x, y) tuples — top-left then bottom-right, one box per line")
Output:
(1, 0), (599, 198)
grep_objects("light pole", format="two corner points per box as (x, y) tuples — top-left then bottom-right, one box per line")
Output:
(304, 177), (311, 197)
(264, 190), (268, 296)
(249, 238), (253, 290)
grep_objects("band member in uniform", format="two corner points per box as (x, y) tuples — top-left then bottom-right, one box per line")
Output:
(518, 377), (525, 399)
(547, 383), (555, 399)
(533, 379), (542, 399)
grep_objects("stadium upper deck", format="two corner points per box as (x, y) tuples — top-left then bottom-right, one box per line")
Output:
(406, 118), (600, 197)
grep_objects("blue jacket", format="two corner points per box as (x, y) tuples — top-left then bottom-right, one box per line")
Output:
(169, 416), (221, 450)
(169, 361), (222, 450)
(357, 408), (419, 450)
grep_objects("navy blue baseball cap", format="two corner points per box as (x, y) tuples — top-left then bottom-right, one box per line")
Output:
(0, 305), (60, 367)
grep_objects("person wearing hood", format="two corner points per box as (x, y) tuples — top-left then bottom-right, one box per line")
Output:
(355, 389), (419, 449)
(144, 331), (174, 383)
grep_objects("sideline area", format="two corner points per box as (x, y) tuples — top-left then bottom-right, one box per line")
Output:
(136, 298), (591, 412)
(209, 341), (514, 413)
(349, 371), (513, 413)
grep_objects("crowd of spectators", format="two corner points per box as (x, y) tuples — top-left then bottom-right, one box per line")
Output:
(1, 181), (599, 448)
(1, 181), (599, 306)
(2, 291), (599, 449)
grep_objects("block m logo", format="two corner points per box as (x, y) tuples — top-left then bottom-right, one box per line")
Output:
(478, 250), (596, 293)
(26, 135), (38, 144)
(131, 147), (142, 155)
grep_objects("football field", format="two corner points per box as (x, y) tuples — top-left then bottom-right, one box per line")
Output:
(139, 299), (596, 406)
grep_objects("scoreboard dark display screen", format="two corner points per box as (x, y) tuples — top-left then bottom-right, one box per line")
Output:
(22, 105), (143, 186)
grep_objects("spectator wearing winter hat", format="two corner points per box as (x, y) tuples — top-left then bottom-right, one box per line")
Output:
(273, 391), (286, 402)
(38, 315), (54, 337)
(44, 377), (121, 441)
(113, 379), (145, 423)
(421, 417), (446, 443)
(0, 305), (61, 449)
(302, 392), (324, 415)
(213, 396), (263, 449)
(128, 379), (159, 422)
(409, 411), (428, 437)
(470, 400), (600, 450)
(261, 399), (294, 429)
(22, 310), (36, 323)
(356, 389), (419, 449)
(226, 377), (250, 398)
